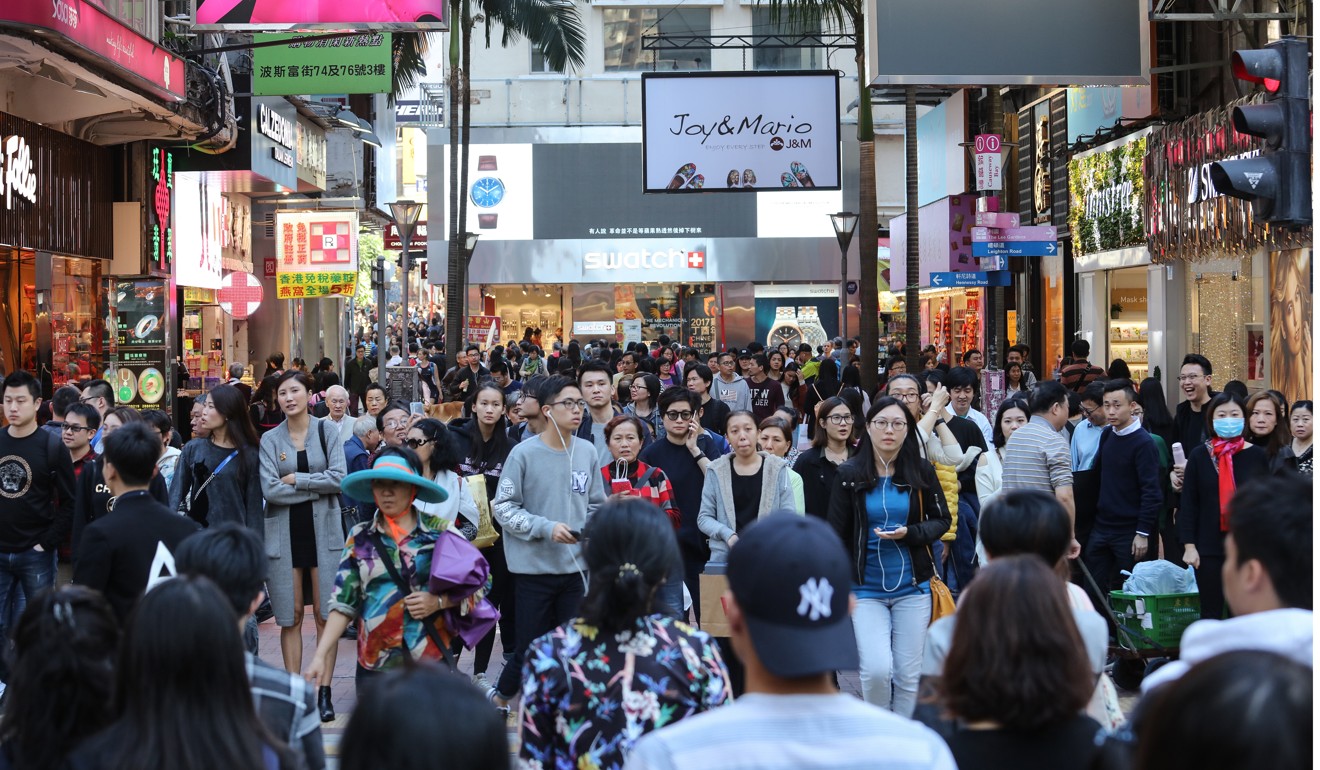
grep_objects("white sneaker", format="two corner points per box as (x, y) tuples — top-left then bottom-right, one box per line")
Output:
(474, 672), (491, 690)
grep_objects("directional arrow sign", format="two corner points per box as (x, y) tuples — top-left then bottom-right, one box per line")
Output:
(929, 271), (1013, 288)
(970, 225), (1058, 243)
(972, 240), (1058, 258)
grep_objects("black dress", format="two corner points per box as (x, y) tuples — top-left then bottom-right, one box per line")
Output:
(289, 450), (316, 569)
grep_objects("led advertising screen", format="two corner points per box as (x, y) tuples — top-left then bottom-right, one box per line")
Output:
(193, 0), (444, 30)
(642, 72), (841, 193)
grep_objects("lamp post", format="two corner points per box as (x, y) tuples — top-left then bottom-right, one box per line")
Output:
(830, 211), (859, 345)
(459, 232), (480, 346)
(389, 199), (424, 355)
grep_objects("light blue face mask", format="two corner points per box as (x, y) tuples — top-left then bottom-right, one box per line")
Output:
(1213, 417), (1245, 439)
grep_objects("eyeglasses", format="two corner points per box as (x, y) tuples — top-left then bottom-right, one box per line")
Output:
(868, 419), (908, 432)
(889, 392), (919, 402)
(1080, 404), (1098, 417)
(825, 414), (855, 425)
(61, 424), (92, 434)
(1176, 374), (1203, 382)
(46, 421), (66, 431)
(663, 410), (695, 422)
(383, 418), (409, 429)
(550, 399), (587, 411)
(404, 438), (432, 449)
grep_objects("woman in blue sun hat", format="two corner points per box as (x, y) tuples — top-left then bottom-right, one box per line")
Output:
(303, 445), (492, 694)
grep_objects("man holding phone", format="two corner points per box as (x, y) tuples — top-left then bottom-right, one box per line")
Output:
(640, 388), (723, 621)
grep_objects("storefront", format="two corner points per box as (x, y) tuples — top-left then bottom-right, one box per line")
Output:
(1145, 104), (1311, 400)
(430, 135), (859, 351)
(1067, 130), (1171, 383)
(0, 112), (113, 395)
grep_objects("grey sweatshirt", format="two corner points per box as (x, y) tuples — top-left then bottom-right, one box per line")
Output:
(712, 374), (752, 413)
(492, 434), (605, 575)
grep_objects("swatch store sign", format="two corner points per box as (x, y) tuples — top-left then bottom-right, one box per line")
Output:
(582, 244), (707, 280)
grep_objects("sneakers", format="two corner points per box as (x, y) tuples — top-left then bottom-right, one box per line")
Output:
(473, 672), (491, 691)
(484, 685), (510, 716)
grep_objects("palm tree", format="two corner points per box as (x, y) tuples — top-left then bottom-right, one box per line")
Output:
(757, 0), (878, 394)
(443, 0), (587, 354)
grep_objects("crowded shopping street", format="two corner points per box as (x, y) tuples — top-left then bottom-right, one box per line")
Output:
(0, 0), (1312, 768)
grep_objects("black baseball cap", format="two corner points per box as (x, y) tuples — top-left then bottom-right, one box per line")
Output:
(727, 513), (859, 677)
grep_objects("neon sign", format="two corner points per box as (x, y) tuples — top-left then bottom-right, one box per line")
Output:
(151, 147), (172, 270)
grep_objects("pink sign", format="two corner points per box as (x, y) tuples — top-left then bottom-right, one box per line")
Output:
(194, 0), (445, 30)
(0, 0), (186, 103)
(970, 225), (1058, 243)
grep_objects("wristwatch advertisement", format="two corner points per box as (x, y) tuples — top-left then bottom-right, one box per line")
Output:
(470, 154), (505, 230)
(766, 307), (803, 349)
(796, 306), (830, 352)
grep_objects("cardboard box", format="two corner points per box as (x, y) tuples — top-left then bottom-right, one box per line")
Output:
(698, 573), (731, 638)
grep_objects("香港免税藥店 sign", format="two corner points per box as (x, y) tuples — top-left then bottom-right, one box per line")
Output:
(253, 33), (392, 96)
(641, 72), (841, 194)
(274, 210), (359, 299)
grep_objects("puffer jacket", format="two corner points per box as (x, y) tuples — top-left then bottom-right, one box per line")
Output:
(827, 456), (952, 588)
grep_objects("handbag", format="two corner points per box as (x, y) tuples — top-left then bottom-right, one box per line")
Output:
(466, 475), (500, 549)
(364, 529), (459, 671)
(919, 490), (956, 625)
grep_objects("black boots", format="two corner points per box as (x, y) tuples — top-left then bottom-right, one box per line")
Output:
(318, 686), (335, 723)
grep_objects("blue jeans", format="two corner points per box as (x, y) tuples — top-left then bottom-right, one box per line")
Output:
(944, 498), (980, 596)
(0, 548), (56, 681)
(655, 558), (685, 619)
(852, 593), (931, 716)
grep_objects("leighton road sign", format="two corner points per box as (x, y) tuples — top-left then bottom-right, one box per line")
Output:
(971, 240), (1058, 257)
(970, 225), (1058, 242)
(929, 271), (1013, 288)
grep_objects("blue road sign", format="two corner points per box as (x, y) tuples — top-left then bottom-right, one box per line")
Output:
(971, 240), (1058, 257)
(929, 271), (1012, 288)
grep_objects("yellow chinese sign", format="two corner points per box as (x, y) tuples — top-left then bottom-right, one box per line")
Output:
(274, 210), (360, 300)
(276, 271), (357, 299)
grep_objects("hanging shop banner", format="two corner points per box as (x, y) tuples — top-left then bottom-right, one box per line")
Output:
(274, 210), (359, 299)
(193, 0), (444, 30)
(1067, 131), (1147, 257)
(173, 172), (225, 289)
(641, 72), (841, 194)
(1269, 249), (1312, 407)
(466, 315), (501, 347)
(253, 33), (392, 95)
(1145, 99), (1310, 262)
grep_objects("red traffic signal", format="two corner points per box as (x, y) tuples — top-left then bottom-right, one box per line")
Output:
(1231, 48), (1285, 92)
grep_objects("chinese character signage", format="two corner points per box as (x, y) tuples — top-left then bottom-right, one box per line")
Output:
(253, 33), (392, 95)
(148, 147), (173, 273)
(274, 210), (359, 299)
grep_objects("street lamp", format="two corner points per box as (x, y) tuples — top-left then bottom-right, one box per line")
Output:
(389, 199), (424, 353)
(829, 211), (859, 344)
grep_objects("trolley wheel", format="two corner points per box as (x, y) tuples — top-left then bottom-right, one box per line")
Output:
(1112, 657), (1147, 692)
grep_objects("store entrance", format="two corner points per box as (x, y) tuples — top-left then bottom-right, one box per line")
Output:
(0, 249), (36, 379)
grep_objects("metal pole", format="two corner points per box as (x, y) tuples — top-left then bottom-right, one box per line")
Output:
(840, 250), (848, 343)
(374, 256), (385, 381)
(400, 240), (410, 357)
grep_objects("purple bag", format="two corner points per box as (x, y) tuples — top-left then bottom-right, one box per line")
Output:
(429, 530), (500, 648)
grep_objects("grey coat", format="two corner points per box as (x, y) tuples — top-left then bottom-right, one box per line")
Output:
(698, 452), (797, 566)
(259, 417), (347, 626)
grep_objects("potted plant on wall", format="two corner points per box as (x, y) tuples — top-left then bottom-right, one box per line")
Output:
(1110, 303), (1123, 319)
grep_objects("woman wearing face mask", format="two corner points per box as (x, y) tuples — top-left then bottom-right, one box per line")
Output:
(600, 415), (683, 616)
(1245, 392), (1289, 464)
(1179, 393), (1269, 620)
(258, 370), (348, 721)
(794, 397), (857, 521)
(828, 397), (951, 715)
(305, 446), (488, 695)
(1276, 401), (1313, 477)
(406, 419), (480, 540)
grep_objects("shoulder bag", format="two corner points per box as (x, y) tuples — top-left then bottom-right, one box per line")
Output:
(181, 449), (239, 526)
(919, 490), (956, 625)
(465, 474), (500, 549)
(364, 529), (458, 671)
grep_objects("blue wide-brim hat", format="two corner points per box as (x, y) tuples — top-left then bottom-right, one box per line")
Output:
(341, 454), (449, 505)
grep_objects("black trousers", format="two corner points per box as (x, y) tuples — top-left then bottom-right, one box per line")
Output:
(461, 543), (515, 676)
(494, 572), (585, 698)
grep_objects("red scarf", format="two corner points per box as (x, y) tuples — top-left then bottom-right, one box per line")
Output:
(1210, 437), (1246, 531)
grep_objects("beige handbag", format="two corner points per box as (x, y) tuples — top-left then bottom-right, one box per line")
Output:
(466, 475), (500, 549)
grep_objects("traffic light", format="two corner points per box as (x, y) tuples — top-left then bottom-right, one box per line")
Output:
(371, 260), (385, 288)
(1209, 36), (1311, 229)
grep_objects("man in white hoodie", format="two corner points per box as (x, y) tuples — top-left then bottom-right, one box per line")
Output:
(1141, 474), (1312, 693)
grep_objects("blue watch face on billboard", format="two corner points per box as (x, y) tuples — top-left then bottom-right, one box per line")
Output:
(470, 177), (505, 208)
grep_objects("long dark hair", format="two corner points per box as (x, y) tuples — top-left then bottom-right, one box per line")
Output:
(0, 586), (119, 770)
(207, 384), (260, 473)
(411, 418), (462, 477)
(578, 499), (681, 633)
(992, 396), (1031, 449)
(1246, 391), (1289, 459)
(112, 576), (291, 769)
(462, 382), (511, 472)
(1137, 377), (1176, 447)
(812, 396), (856, 449)
(632, 373), (661, 410)
(979, 489), (1073, 580)
(853, 396), (929, 490)
(340, 664), (508, 770)
(1204, 392), (1247, 438)
(939, 556), (1094, 730)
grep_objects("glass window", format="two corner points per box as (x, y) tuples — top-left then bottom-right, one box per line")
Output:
(51, 256), (106, 390)
(603, 8), (712, 72)
(751, 8), (822, 71)
(0, 249), (36, 379)
(1185, 254), (1257, 389)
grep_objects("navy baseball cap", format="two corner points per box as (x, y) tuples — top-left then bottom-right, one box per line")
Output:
(727, 513), (858, 677)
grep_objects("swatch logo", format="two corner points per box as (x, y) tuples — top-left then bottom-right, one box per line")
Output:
(584, 247), (707, 272)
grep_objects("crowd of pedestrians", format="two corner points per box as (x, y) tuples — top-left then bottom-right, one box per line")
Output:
(0, 333), (1307, 770)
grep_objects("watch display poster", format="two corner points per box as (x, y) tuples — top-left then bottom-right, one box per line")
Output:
(752, 286), (839, 351)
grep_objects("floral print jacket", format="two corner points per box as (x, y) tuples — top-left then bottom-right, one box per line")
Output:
(517, 614), (730, 770)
